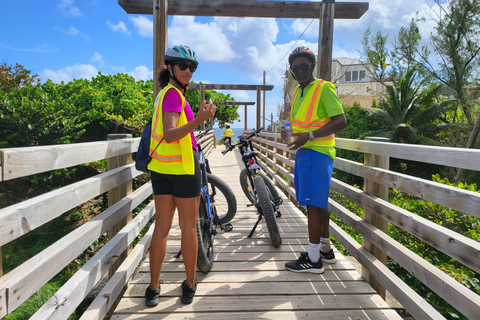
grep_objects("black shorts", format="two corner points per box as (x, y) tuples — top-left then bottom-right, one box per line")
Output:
(151, 150), (201, 198)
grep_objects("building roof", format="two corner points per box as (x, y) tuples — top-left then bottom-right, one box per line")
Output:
(332, 57), (366, 66)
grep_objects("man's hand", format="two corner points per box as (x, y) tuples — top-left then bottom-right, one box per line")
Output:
(287, 132), (309, 150)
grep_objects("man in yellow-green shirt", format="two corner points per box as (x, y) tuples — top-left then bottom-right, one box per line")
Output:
(282, 47), (347, 274)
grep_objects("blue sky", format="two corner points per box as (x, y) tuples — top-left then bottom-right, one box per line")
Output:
(1, 0), (442, 128)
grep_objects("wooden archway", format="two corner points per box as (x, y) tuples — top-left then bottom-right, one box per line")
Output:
(119, 0), (368, 97)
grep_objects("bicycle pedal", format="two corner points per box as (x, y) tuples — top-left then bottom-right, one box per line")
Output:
(276, 211), (282, 218)
(223, 223), (233, 232)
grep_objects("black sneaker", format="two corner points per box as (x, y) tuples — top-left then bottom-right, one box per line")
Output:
(145, 285), (160, 307)
(181, 279), (197, 304)
(300, 249), (337, 264)
(285, 253), (325, 274)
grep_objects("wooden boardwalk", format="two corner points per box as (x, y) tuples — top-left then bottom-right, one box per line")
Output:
(111, 148), (402, 320)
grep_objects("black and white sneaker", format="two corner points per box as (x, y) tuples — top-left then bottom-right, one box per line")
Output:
(300, 249), (337, 264)
(181, 279), (197, 304)
(145, 285), (160, 307)
(285, 254), (325, 274)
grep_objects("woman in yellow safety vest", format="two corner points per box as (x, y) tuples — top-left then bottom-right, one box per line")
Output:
(145, 45), (216, 307)
(221, 125), (234, 147)
(282, 46), (347, 274)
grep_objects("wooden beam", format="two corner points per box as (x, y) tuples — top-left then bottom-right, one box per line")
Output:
(318, 1), (334, 81)
(189, 83), (274, 91)
(256, 87), (261, 130)
(211, 101), (255, 106)
(119, 0), (369, 19)
(153, 0), (167, 99)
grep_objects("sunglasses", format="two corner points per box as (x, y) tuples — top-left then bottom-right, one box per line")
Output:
(290, 63), (311, 73)
(176, 62), (197, 73)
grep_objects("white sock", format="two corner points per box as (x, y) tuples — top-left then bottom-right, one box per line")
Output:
(308, 242), (321, 263)
(320, 237), (332, 253)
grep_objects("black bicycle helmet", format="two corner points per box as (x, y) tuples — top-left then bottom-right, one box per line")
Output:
(288, 46), (316, 65)
(164, 45), (198, 66)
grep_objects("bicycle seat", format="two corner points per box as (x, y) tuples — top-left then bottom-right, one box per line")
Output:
(242, 150), (258, 160)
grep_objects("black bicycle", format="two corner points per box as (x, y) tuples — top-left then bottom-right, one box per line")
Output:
(176, 128), (237, 273)
(222, 127), (282, 248)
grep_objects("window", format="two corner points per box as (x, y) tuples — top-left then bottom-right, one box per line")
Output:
(359, 70), (366, 81)
(352, 71), (358, 81)
(345, 71), (351, 81)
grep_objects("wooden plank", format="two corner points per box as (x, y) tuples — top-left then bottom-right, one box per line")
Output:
(0, 183), (152, 317)
(119, 0), (369, 19)
(0, 138), (139, 181)
(334, 157), (480, 218)
(153, 0), (168, 99)
(189, 83), (274, 91)
(329, 222), (446, 320)
(110, 309), (402, 320)
(318, 1), (334, 81)
(331, 178), (480, 275)
(336, 138), (480, 171)
(0, 164), (142, 247)
(124, 280), (375, 297)
(114, 294), (389, 313)
(78, 223), (155, 320)
(31, 202), (155, 320)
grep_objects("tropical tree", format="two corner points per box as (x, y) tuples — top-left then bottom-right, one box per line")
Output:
(0, 61), (40, 97)
(368, 68), (456, 144)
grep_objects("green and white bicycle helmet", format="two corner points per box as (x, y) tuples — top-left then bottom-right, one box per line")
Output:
(164, 45), (198, 66)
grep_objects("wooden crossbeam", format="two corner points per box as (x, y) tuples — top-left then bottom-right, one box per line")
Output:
(189, 84), (274, 91)
(119, 0), (368, 19)
(211, 101), (255, 105)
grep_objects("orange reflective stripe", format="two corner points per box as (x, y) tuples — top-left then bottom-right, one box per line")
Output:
(150, 153), (183, 162)
(305, 80), (324, 123)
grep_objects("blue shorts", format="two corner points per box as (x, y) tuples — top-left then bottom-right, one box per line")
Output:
(294, 148), (333, 209)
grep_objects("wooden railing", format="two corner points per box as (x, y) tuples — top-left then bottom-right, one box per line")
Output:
(251, 131), (480, 320)
(0, 131), (215, 320)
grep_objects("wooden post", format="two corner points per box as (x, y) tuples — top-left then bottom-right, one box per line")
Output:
(256, 87), (261, 130)
(363, 137), (390, 299)
(200, 84), (205, 130)
(244, 104), (248, 131)
(107, 133), (133, 278)
(318, 0), (335, 81)
(263, 71), (266, 128)
(153, 0), (168, 100)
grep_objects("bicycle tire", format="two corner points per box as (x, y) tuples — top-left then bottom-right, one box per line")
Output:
(207, 173), (237, 224)
(197, 195), (214, 272)
(240, 169), (280, 204)
(253, 175), (282, 247)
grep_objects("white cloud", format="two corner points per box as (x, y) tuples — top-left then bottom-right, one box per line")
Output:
(91, 52), (103, 63)
(55, 26), (89, 41)
(169, 16), (238, 63)
(41, 64), (98, 83)
(129, 16), (153, 37)
(58, 0), (82, 17)
(128, 65), (153, 81)
(107, 21), (130, 35)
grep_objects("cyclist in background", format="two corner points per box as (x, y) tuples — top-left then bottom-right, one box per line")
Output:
(145, 45), (216, 306)
(221, 125), (234, 147)
(282, 47), (347, 274)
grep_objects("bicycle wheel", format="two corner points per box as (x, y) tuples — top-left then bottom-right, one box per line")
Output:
(253, 175), (282, 247)
(197, 195), (214, 272)
(240, 169), (280, 204)
(207, 173), (237, 224)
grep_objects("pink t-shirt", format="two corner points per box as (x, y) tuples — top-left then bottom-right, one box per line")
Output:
(162, 89), (198, 152)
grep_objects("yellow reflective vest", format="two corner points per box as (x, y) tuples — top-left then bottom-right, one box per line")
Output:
(147, 84), (194, 175)
(222, 129), (234, 137)
(290, 79), (335, 149)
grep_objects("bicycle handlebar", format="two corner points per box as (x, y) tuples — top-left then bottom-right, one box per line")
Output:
(195, 127), (212, 141)
(221, 127), (264, 155)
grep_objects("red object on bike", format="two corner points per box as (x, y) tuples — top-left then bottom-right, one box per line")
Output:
(249, 159), (254, 164)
